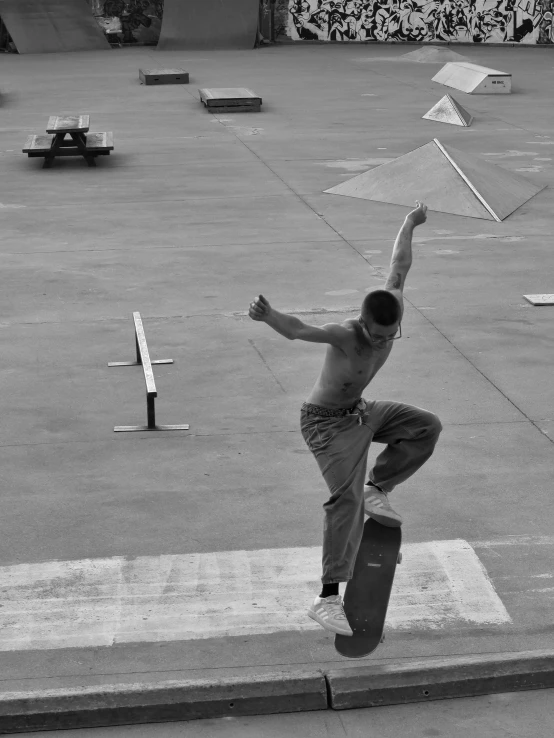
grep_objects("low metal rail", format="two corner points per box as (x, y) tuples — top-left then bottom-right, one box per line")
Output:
(109, 312), (189, 432)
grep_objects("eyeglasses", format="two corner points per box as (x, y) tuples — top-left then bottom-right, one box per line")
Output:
(359, 317), (402, 346)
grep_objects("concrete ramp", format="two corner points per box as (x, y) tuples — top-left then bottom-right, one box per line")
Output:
(423, 95), (473, 127)
(432, 62), (511, 94)
(0, 0), (110, 54)
(401, 46), (470, 64)
(157, 0), (259, 50)
(324, 139), (545, 221)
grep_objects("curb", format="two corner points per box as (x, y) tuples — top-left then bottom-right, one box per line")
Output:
(2, 650), (554, 734)
(0, 671), (328, 734)
(327, 649), (554, 710)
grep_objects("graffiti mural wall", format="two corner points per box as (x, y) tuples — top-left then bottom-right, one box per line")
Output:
(86, 0), (164, 45)
(287, 0), (554, 44)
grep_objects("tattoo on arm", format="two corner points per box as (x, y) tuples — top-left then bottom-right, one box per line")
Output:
(385, 272), (402, 290)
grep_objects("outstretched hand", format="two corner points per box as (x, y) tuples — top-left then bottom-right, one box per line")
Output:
(249, 294), (271, 321)
(406, 201), (427, 227)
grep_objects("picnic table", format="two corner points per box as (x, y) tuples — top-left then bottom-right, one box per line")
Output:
(23, 115), (114, 168)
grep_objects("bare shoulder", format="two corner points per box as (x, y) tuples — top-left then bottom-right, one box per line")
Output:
(343, 317), (366, 346)
(293, 320), (355, 351)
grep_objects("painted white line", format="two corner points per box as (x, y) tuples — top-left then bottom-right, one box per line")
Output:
(391, 540), (511, 629)
(472, 535), (554, 548)
(0, 540), (511, 652)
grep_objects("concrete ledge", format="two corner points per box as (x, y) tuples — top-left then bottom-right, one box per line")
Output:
(327, 649), (554, 710)
(0, 671), (328, 734)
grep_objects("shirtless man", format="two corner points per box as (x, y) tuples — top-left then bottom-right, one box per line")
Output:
(248, 202), (442, 637)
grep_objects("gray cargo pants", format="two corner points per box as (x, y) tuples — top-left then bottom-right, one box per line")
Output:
(300, 398), (442, 584)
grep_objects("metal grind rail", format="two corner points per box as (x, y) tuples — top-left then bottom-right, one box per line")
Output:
(109, 312), (189, 432)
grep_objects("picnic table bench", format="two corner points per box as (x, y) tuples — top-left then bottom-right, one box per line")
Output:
(23, 115), (114, 168)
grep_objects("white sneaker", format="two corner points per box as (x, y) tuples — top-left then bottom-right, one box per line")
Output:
(364, 485), (403, 527)
(308, 594), (353, 636)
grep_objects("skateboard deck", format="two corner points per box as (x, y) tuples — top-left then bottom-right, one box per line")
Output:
(335, 518), (402, 658)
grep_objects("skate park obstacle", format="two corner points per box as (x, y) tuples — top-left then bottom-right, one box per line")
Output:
(108, 312), (190, 432)
(400, 46), (470, 63)
(523, 294), (554, 305)
(432, 62), (511, 94)
(422, 94), (473, 127)
(199, 88), (262, 112)
(0, 0), (110, 54)
(325, 138), (545, 222)
(23, 115), (113, 168)
(139, 69), (189, 85)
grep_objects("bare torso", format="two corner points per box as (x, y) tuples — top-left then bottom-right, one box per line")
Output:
(305, 318), (394, 409)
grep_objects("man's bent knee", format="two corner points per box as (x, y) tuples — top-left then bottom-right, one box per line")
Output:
(417, 412), (442, 441)
(430, 413), (442, 435)
(427, 413), (442, 443)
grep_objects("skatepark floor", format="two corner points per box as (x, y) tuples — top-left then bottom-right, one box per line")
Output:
(0, 42), (554, 731)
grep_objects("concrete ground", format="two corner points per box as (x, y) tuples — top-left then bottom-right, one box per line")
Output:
(0, 41), (554, 727)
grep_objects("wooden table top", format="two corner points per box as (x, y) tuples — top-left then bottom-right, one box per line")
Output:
(46, 115), (90, 133)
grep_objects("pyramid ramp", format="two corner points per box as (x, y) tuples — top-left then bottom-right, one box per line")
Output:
(423, 95), (473, 127)
(433, 62), (511, 94)
(401, 46), (470, 63)
(0, 0), (110, 54)
(324, 139), (545, 221)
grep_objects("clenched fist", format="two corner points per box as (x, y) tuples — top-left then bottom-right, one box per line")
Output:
(249, 294), (271, 321)
(406, 201), (427, 227)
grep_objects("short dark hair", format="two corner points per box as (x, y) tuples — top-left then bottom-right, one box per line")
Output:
(361, 290), (401, 326)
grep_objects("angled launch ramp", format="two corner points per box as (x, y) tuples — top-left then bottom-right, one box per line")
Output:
(324, 139), (545, 221)
(423, 95), (473, 127)
(432, 62), (511, 94)
(157, 0), (259, 50)
(0, 0), (110, 54)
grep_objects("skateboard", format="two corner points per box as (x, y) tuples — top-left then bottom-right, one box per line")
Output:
(335, 518), (402, 659)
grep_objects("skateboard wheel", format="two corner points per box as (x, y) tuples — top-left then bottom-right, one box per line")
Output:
(397, 552), (402, 564)
(380, 634), (385, 642)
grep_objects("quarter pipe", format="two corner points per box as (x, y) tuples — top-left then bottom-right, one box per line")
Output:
(0, 0), (110, 54)
(157, 0), (259, 50)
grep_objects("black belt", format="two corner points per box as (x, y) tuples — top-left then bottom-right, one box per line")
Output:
(302, 401), (360, 418)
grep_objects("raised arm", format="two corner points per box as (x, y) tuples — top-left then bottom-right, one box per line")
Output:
(384, 201), (427, 316)
(249, 295), (350, 350)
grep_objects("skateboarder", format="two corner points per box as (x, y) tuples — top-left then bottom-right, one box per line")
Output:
(248, 202), (442, 637)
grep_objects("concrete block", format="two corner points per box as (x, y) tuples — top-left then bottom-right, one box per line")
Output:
(199, 88), (262, 112)
(139, 69), (189, 85)
(327, 650), (554, 710)
(0, 671), (328, 734)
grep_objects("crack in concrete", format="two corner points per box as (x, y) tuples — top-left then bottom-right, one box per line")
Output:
(412, 306), (554, 446)
(248, 339), (287, 394)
